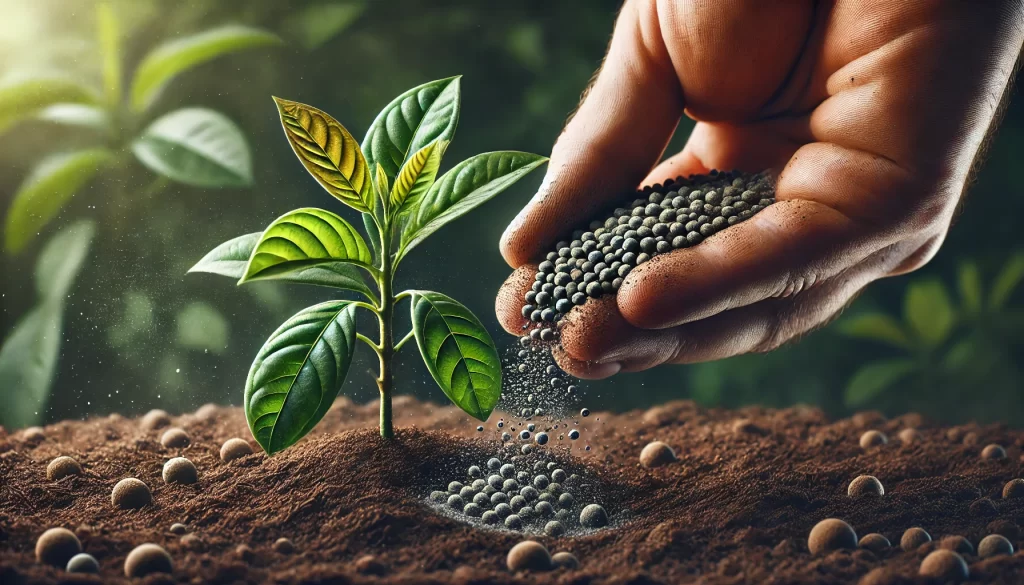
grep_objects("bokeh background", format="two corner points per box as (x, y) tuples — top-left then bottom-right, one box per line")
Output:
(1, 0), (1022, 428)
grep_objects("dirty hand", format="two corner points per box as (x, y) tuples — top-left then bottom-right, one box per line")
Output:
(496, 0), (1024, 378)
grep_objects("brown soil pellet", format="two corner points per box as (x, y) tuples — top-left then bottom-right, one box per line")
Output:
(507, 541), (552, 572)
(111, 478), (152, 510)
(901, 527), (932, 551)
(45, 456), (82, 481)
(978, 534), (1014, 558)
(970, 498), (997, 517)
(551, 551), (579, 569)
(221, 438), (254, 462)
(22, 426), (45, 443)
(808, 518), (857, 555)
(180, 533), (203, 551)
(847, 475), (884, 497)
(160, 427), (191, 449)
(273, 537), (295, 554)
(639, 441), (676, 468)
(919, 549), (968, 582)
(981, 443), (1007, 460)
(898, 428), (920, 443)
(857, 533), (890, 553)
(169, 523), (187, 535)
(140, 409), (171, 431)
(1002, 478), (1024, 499)
(354, 554), (388, 575)
(859, 430), (888, 448)
(124, 543), (173, 578)
(162, 457), (198, 485)
(34, 528), (81, 567)
(939, 535), (974, 554)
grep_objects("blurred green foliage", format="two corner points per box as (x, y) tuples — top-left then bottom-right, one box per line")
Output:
(0, 0), (1021, 426)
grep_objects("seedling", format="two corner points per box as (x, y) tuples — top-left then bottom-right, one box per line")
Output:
(190, 77), (546, 450)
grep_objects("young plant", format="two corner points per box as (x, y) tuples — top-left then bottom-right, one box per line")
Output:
(190, 77), (546, 450)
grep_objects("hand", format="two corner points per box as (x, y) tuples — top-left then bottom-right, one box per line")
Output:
(496, 0), (1024, 378)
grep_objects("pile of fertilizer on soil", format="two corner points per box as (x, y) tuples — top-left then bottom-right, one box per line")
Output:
(2, 397), (1024, 584)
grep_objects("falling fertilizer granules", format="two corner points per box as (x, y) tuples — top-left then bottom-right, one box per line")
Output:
(3, 399), (1024, 584)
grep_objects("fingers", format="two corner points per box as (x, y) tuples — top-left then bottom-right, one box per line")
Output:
(495, 265), (537, 335)
(499, 0), (684, 268)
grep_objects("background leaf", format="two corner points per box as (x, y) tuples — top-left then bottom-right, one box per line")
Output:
(410, 291), (501, 421)
(0, 76), (98, 134)
(362, 76), (460, 180)
(241, 208), (373, 282)
(190, 231), (374, 298)
(391, 140), (444, 212)
(903, 279), (956, 347)
(989, 252), (1024, 309)
(284, 1), (366, 51)
(400, 151), (547, 257)
(97, 1), (121, 105)
(836, 313), (913, 350)
(176, 301), (230, 354)
(34, 103), (111, 132)
(131, 107), (252, 188)
(35, 220), (95, 301)
(957, 260), (983, 315)
(130, 25), (281, 111)
(274, 97), (373, 212)
(245, 301), (357, 454)
(844, 358), (918, 407)
(5, 148), (113, 254)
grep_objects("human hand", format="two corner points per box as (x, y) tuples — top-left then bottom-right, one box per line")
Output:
(496, 0), (1024, 378)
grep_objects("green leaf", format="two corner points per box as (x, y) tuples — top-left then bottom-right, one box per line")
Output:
(989, 252), (1024, 309)
(374, 163), (390, 210)
(903, 279), (956, 347)
(189, 231), (374, 298)
(285, 1), (366, 51)
(410, 291), (501, 421)
(245, 301), (358, 454)
(844, 358), (918, 407)
(0, 76), (99, 133)
(362, 212), (381, 260)
(35, 220), (95, 301)
(97, 1), (121, 105)
(130, 25), (282, 112)
(132, 108), (252, 188)
(240, 208), (373, 283)
(957, 260), (983, 315)
(274, 97), (373, 213)
(391, 140), (445, 213)
(35, 103), (111, 132)
(836, 313), (912, 350)
(362, 76), (461, 180)
(5, 148), (114, 254)
(0, 301), (63, 428)
(400, 151), (547, 257)
(176, 301), (229, 354)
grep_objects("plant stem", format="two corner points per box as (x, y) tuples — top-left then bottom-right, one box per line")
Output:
(376, 219), (395, 439)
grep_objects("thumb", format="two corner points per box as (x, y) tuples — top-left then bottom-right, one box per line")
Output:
(499, 0), (684, 267)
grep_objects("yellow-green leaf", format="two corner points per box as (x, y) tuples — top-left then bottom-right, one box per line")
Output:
(0, 76), (98, 134)
(130, 25), (282, 112)
(836, 313), (912, 350)
(989, 252), (1024, 309)
(957, 260), (983, 315)
(844, 358), (918, 407)
(375, 163), (390, 209)
(903, 279), (955, 347)
(240, 208), (373, 283)
(97, 1), (121, 105)
(391, 140), (445, 212)
(5, 149), (114, 254)
(273, 97), (373, 213)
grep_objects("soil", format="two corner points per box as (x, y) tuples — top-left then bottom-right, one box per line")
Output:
(2, 397), (1024, 584)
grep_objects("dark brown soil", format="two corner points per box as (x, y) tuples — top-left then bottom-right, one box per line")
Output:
(2, 397), (1024, 584)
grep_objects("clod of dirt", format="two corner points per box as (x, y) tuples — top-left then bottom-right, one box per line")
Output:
(970, 498), (997, 517)
(45, 456), (82, 481)
(160, 427), (191, 449)
(221, 438), (254, 462)
(939, 535), (974, 554)
(140, 409), (171, 431)
(195, 403), (219, 420)
(354, 554), (388, 575)
(124, 543), (173, 578)
(859, 430), (888, 448)
(919, 549), (969, 583)
(235, 544), (255, 562)
(978, 534), (1014, 558)
(65, 552), (99, 574)
(34, 528), (81, 567)
(180, 533), (202, 551)
(111, 477), (152, 509)
(552, 551), (579, 569)
(169, 523), (187, 535)
(898, 428), (920, 443)
(639, 441), (677, 468)
(731, 418), (764, 435)
(900, 527), (932, 551)
(981, 443), (1007, 460)
(273, 537), (295, 554)
(162, 457), (198, 484)
(1002, 478), (1024, 499)
(579, 504), (608, 528)
(506, 541), (552, 572)
(807, 518), (857, 555)
(22, 426), (45, 443)
(544, 520), (565, 536)
(847, 475), (884, 497)
(857, 533), (890, 553)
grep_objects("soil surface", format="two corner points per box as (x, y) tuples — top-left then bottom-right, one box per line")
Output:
(2, 397), (1024, 584)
